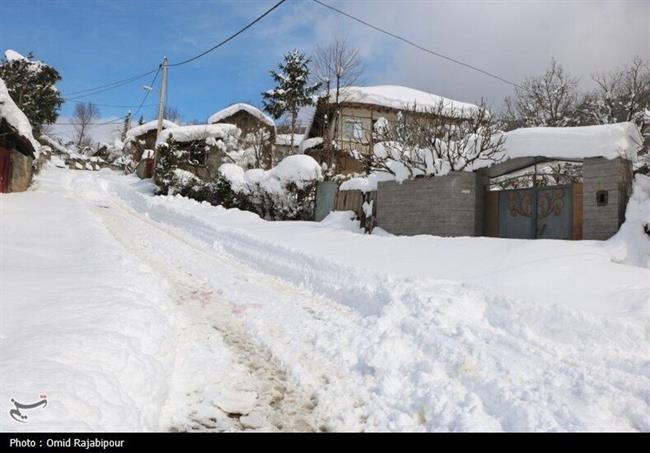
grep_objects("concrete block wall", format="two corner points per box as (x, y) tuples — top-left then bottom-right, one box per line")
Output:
(376, 173), (483, 237)
(582, 157), (633, 240)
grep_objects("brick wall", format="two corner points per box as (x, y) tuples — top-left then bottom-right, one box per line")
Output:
(582, 157), (633, 240)
(376, 173), (484, 237)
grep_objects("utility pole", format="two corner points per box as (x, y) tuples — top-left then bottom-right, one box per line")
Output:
(153, 56), (168, 179)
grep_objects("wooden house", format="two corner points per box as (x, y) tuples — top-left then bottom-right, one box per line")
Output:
(303, 85), (480, 174)
(0, 78), (38, 193)
(209, 103), (275, 168)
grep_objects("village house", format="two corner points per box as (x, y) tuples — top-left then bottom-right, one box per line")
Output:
(208, 103), (276, 168)
(303, 85), (481, 174)
(0, 78), (39, 193)
(124, 119), (178, 178)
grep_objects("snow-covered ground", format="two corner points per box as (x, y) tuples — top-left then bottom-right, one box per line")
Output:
(1, 166), (648, 432)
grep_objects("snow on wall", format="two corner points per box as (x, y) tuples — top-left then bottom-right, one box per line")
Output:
(333, 85), (480, 118)
(208, 103), (275, 128)
(125, 120), (178, 139)
(0, 77), (40, 157)
(500, 122), (643, 161)
(156, 124), (240, 146)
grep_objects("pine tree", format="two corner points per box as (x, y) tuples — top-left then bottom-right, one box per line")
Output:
(262, 50), (320, 148)
(121, 111), (132, 141)
(0, 51), (63, 136)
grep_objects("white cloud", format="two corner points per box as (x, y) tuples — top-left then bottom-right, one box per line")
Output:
(289, 0), (650, 107)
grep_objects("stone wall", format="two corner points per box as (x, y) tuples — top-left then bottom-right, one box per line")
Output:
(582, 157), (633, 240)
(376, 173), (484, 237)
(9, 149), (33, 192)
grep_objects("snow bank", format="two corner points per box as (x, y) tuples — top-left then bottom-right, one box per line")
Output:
(501, 122), (643, 161)
(208, 103), (275, 128)
(125, 120), (178, 139)
(0, 174), (178, 431)
(333, 85), (480, 118)
(156, 124), (240, 146)
(0, 77), (40, 156)
(607, 174), (650, 268)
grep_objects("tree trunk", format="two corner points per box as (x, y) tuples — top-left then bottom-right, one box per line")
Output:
(290, 111), (297, 149)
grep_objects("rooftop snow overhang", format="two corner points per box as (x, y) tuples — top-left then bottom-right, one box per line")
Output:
(0, 118), (36, 158)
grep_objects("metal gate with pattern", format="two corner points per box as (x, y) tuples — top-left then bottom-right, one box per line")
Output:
(495, 185), (574, 240)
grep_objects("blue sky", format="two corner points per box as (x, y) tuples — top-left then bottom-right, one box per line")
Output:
(2, 0), (648, 127)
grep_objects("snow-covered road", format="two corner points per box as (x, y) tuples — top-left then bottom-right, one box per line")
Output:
(1, 167), (648, 432)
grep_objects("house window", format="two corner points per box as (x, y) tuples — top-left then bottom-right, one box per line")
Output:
(344, 119), (364, 140)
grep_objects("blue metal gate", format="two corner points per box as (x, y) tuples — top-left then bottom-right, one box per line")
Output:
(497, 185), (573, 239)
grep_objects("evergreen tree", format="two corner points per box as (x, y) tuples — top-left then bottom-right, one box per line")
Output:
(121, 112), (132, 141)
(262, 50), (320, 148)
(0, 51), (63, 135)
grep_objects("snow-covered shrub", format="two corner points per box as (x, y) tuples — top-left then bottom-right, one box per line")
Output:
(608, 174), (650, 268)
(217, 155), (323, 220)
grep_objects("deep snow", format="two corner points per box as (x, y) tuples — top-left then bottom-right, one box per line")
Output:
(1, 166), (648, 432)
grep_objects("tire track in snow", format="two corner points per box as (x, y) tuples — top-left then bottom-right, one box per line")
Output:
(88, 199), (333, 432)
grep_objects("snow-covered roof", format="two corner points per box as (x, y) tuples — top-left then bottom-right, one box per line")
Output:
(275, 133), (304, 146)
(208, 103), (275, 128)
(501, 122), (643, 162)
(0, 77), (39, 157)
(156, 124), (240, 146)
(332, 85), (480, 118)
(125, 120), (178, 139)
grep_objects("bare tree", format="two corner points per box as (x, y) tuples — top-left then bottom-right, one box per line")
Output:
(370, 100), (504, 177)
(72, 102), (99, 149)
(501, 59), (581, 130)
(582, 57), (650, 126)
(164, 105), (182, 123)
(312, 38), (363, 167)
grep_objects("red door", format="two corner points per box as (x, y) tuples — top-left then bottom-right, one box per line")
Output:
(0, 147), (12, 193)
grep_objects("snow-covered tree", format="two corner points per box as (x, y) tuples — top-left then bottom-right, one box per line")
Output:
(370, 100), (504, 178)
(262, 50), (320, 148)
(0, 50), (63, 135)
(501, 59), (581, 130)
(580, 57), (650, 126)
(311, 38), (363, 169)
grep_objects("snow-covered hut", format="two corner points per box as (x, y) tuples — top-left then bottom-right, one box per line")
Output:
(209, 103), (276, 168)
(0, 77), (39, 193)
(125, 120), (178, 161)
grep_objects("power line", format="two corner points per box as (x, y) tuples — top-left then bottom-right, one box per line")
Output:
(311, 0), (521, 89)
(59, 0), (286, 102)
(168, 0), (287, 67)
(70, 101), (158, 109)
(132, 67), (161, 119)
(62, 69), (158, 99)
